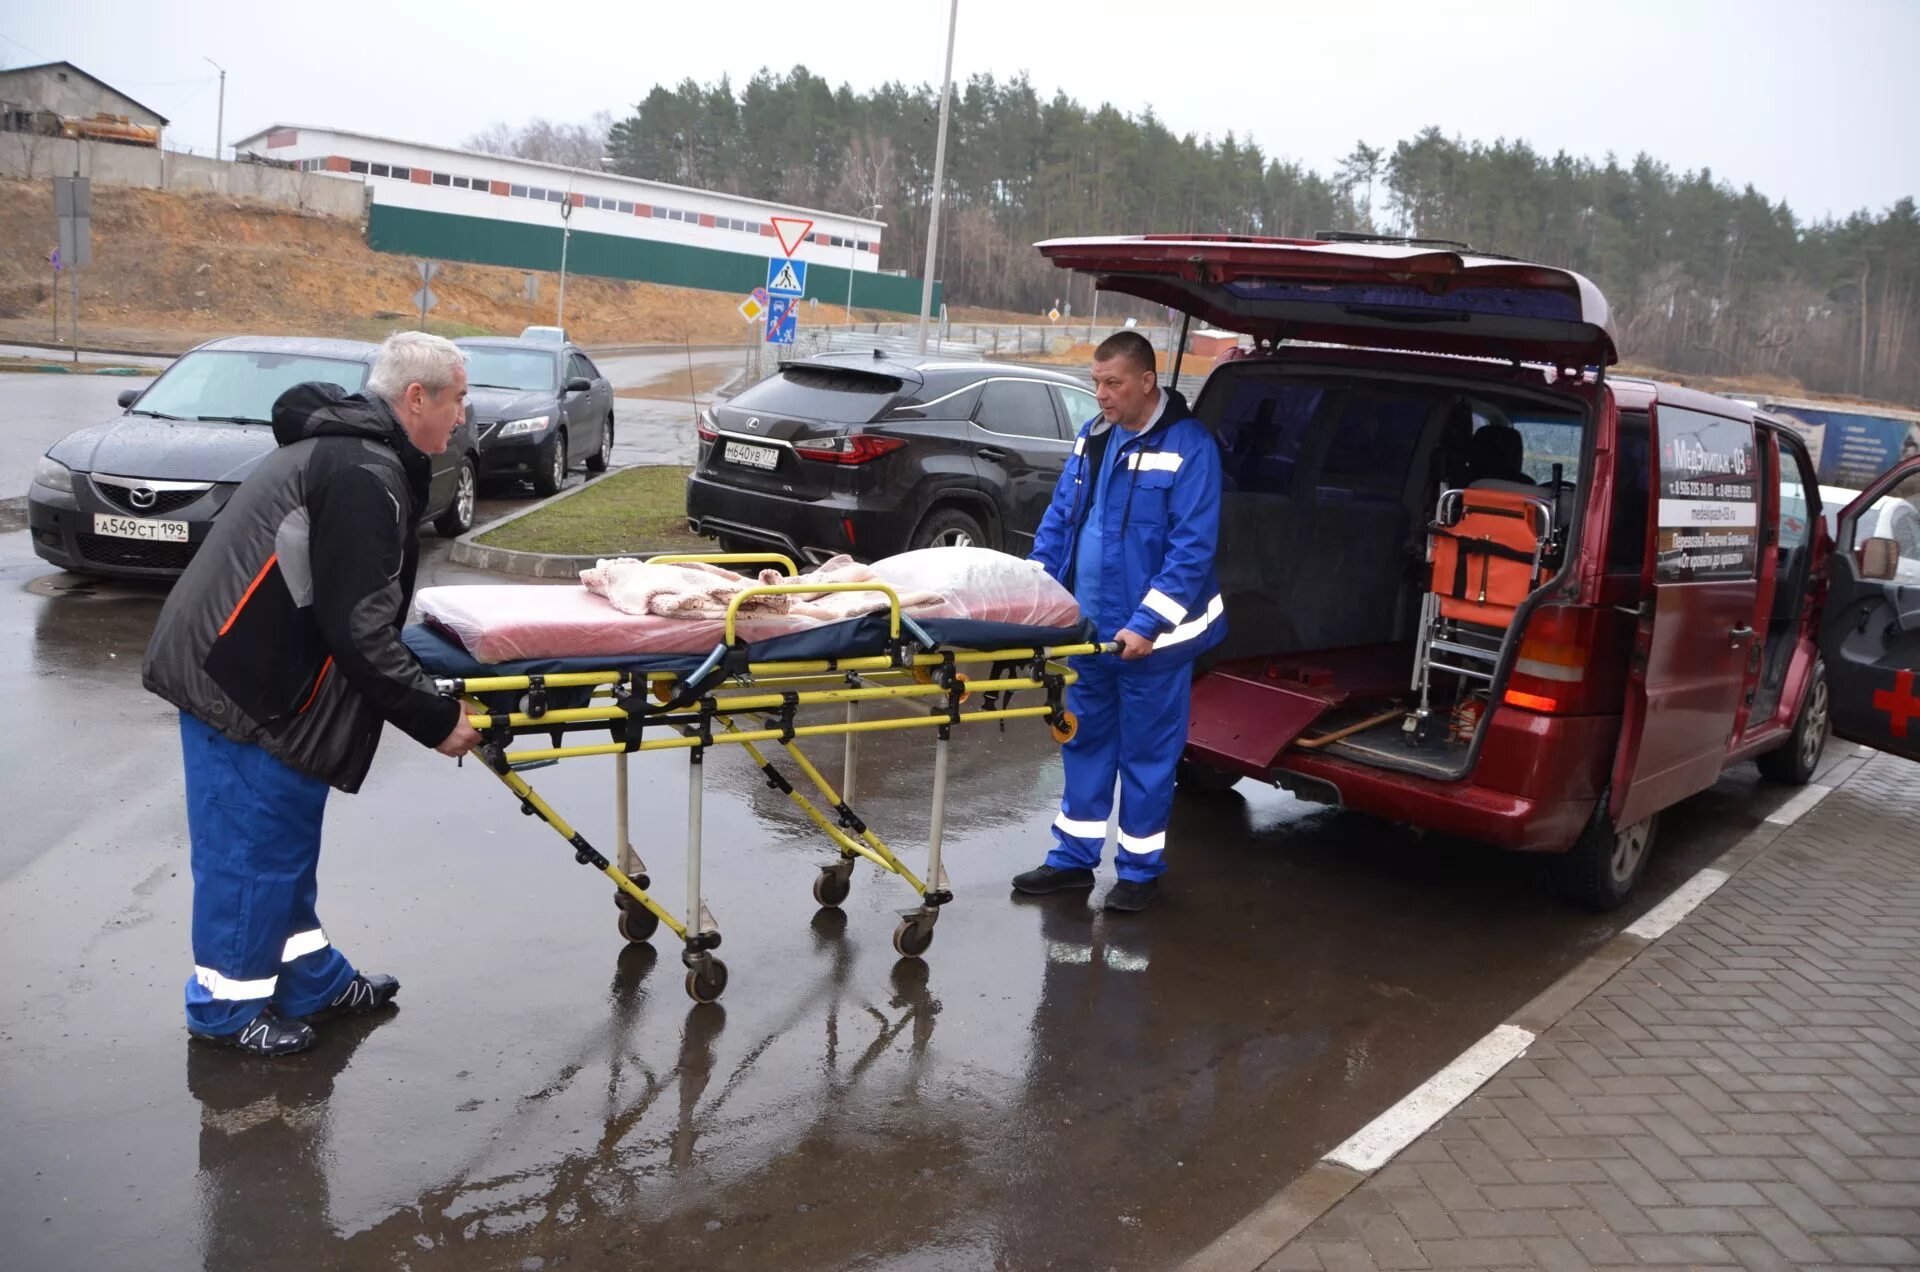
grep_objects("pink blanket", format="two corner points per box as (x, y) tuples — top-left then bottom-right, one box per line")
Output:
(578, 555), (943, 622)
(418, 547), (1079, 663)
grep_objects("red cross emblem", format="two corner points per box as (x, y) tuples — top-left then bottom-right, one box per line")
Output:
(1872, 669), (1920, 738)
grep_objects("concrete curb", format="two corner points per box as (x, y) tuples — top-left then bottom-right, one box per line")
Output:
(1181, 745), (1878, 1272)
(2, 363), (148, 375)
(446, 469), (696, 578)
(0, 338), (184, 359)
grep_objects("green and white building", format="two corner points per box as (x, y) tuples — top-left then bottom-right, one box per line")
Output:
(230, 124), (934, 314)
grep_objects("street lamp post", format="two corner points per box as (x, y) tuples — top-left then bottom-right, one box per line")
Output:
(556, 195), (573, 328)
(204, 57), (226, 161)
(916, 0), (958, 354)
(847, 201), (883, 320)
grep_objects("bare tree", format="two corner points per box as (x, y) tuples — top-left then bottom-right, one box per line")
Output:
(463, 112), (614, 168)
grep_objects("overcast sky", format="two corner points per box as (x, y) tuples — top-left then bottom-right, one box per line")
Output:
(5, 0), (1914, 223)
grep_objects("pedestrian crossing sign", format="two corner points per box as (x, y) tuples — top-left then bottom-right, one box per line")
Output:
(767, 257), (808, 297)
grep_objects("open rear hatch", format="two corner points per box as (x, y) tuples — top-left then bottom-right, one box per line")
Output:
(1035, 234), (1617, 371)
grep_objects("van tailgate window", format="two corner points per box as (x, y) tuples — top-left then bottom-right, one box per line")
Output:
(1214, 382), (1324, 494)
(1320, 391), (1428, 503)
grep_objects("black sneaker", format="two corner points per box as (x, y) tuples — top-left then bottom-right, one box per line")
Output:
(190, 1010), (316, 1057)
(1103, 879), (1159, 913)
(299, 972), (400, 1021)
(1011, 865), (1096, 895)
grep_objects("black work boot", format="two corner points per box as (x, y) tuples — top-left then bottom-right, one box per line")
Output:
(1103, 879), (1159, 913)
(1011, 864), (1096, 895)
(299, 972), (400, 1021)
(190, 1009), (316, 1057)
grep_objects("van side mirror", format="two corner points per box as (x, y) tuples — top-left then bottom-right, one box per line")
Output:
(1858, 536), (1901, 581)
(564, 377), (592, 394)
(117, 388), (140, 408)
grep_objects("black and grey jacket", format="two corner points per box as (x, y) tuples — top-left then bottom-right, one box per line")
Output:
(143, 383), (461, 792)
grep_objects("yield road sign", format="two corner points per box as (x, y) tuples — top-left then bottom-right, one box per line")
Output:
(770, 216), (813, 257)
(417, 261), (441, 283)
(767, 258), (808, 297)
(765, 295), (797, 345)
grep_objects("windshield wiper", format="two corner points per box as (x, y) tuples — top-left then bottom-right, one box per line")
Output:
(129, 408), (185, 420)
(195, 414), (272, 425)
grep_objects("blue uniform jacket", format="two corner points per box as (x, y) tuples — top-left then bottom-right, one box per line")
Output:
(1029, 388), (1226, 668)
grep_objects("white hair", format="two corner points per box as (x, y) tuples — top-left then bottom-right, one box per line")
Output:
(366, 331), (466, 404)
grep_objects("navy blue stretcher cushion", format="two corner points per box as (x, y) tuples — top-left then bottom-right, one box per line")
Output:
(402, 615), (1093, 716)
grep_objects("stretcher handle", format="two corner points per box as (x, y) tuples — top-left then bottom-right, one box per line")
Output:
(650, 551), (799, 578)
(724, 581), (903, 644)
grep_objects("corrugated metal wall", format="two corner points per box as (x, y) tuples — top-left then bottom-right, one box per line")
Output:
(367, 205), (939, 316)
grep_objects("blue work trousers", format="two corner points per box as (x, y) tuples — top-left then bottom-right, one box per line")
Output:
(179, 712), (356, 1035)
(1046, 655), (1191, 882)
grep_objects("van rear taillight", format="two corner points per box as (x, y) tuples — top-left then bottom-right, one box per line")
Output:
(794, 434), (907, 465)
(1503, 605), (1605, 714)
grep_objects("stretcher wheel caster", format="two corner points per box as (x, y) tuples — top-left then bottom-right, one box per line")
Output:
(812, 863), (853, 908)
(617, 904), (660, 944)
(892, 915), (936, 959)
(1049, 711), (1078, 745)
(684, 958), (729, 1004)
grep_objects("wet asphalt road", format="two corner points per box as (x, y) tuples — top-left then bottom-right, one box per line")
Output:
(0, 366), (1855, 1270)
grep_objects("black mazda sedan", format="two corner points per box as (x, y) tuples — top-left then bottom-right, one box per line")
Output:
(27, 336), (480, 580)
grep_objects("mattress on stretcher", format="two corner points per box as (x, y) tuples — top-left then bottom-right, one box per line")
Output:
(402, 611), (1090, 681)
(415, 547), (1084, 664)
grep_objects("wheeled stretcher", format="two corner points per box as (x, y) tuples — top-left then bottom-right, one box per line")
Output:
(404, 554), (1106, 1004)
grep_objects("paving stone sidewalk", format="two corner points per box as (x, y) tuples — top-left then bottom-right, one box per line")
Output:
(1269, 753), (1920, 1272)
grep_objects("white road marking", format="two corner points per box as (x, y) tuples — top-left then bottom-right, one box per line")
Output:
(1324, 1024), (1535, 1172)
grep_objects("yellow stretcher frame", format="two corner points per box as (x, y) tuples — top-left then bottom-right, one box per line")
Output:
(434, 567), (1107, 1004)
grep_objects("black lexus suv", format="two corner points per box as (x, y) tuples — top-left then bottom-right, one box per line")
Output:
(685, 353), (1098, 564)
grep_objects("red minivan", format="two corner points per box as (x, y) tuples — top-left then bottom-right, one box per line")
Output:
(1038, 234), (1920, 907)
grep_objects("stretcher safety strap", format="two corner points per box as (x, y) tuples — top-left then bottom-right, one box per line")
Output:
(194, 966), (277, 1001)
(281, 928), (328, 962)
(1117, 829), (1166, 856)
(1152, 594), (1225, 649)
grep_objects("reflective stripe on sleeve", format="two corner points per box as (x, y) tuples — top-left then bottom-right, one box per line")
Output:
(1152, 594), (1225, 649)
(1143, 589), (1187, 625)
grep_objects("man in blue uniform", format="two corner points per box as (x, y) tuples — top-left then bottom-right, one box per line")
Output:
(1014, 330), (1225, 912)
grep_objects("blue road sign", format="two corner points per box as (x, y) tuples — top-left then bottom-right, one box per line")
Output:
(765, 295), (798, 345)
(766, 257), (808, 297)
(50, 248), (61, 273)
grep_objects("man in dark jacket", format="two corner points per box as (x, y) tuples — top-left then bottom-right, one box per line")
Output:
(144, 331), (481, 1056)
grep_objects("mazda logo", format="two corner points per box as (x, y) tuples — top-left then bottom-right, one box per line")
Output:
(129, 485), (158, 510)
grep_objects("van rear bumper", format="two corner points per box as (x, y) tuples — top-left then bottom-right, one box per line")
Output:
(1262, 710), (1620, 853)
